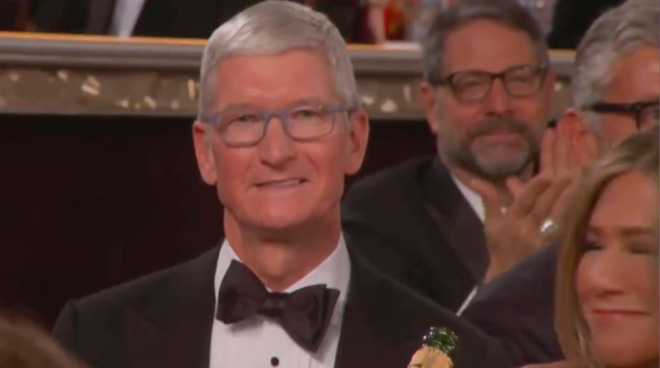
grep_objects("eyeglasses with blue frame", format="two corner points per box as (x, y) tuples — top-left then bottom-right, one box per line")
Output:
(200, 103), (351, 147)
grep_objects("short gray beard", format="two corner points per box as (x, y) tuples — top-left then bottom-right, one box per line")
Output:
(438, 116), (539, 181)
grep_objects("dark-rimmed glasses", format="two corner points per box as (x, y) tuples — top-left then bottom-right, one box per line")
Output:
(433, 64), (548, 102)
(588, 100), (659, 129)
(200, 103), (349, 147)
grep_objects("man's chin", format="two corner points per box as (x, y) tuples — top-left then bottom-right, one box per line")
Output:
(250, 215), (306, 232)
(472, 156), (530, 179)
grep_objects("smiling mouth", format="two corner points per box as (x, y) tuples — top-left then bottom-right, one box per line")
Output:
(587, 309), (648, 321)
(592, 309), (645, 315)
(255, 178), (307, 189)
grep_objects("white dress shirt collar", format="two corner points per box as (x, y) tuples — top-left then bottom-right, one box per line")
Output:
(210, 234), (351, 368)
(450, 174), (485, 222)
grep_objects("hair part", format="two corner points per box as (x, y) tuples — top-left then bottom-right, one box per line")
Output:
(197, 0), (360, 120)
(422, 0), (549, 84)
(554, 125), (660, 367)
(572, 0), (660, 132)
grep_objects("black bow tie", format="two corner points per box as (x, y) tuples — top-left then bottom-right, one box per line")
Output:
(216, 260), (340, 352)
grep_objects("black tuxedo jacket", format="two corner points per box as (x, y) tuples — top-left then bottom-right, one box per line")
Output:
(462, 245), (562, 366)
(342, 157), (488, 311)
(53, 240), (511, 368)
(32, 0), (263, 38)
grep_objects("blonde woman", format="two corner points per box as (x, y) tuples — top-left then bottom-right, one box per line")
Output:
(0, 316), (87, 368)
(525, 126), (659, 368)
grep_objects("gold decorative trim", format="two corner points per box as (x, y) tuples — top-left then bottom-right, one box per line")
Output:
(0, 33), (574, 120)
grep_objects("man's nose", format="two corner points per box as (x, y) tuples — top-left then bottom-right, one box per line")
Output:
(483, 79), (514, 115)
(257, 116), (297, 168)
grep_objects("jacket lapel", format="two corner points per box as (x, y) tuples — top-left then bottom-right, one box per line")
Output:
(422, 159), (488, 282)
(85, 0), (116, 34)
(125, 246), (220, 368)
(334, 249), (421, 368)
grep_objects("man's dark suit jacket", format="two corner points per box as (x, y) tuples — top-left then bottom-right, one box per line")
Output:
(342, 157), (488, 312)
(461, 245), (562, 366)
(52, 239), (511, 368)
(32, 0), (262, 38)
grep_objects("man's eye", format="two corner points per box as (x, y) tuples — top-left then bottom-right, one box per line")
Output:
(291, 109), (323, 120)
(455, 77), (486, 88)
(507, 74), (534, 83)
(233, 114), (261, 123)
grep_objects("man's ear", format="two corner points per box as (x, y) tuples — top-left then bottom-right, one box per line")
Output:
(420, 82), (439, 135)
(192, 121), (217, 185)
(344, 109), (370, 176)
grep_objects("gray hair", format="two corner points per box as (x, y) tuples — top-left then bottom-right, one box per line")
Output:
(197, 0), (360, 120)
(572, 0), (660, 131)
(422, 0), (549, 84)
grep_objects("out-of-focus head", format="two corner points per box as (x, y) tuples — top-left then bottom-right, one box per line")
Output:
(420, 0), (554, 181)
(572, 0), (659, 151)
(0, 316), (87, 368)
(192, 0), (368, 235)
(556, 126), (659, 368)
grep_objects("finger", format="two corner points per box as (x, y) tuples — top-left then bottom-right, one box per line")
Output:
(470, 178), (502, 221)
(553, 119), (573, 175)
(557, 112), (585, 171)
(520, 221), (546, 251)
(549, 178), (581, 226)
(576, 130), (599, 168)
(506, 176), (525, 199)
(539, 128), (555, 175)
(528, 176), (573, 225)
(507, 175), (552, 218)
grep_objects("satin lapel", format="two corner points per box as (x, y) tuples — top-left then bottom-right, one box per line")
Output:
(125, 246), (220, 368)
(334, 249), (419, 368)
(422, 159), (488, 282)
(85, 0), (115, 34)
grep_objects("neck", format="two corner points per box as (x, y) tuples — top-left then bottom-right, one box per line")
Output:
(444, 159), (536, 206)
(223, 210), (341, 292)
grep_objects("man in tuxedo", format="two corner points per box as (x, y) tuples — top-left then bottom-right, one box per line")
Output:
(342, 0), (556, 313)
(52, 2), (510, 368)
(463, 0), (660, 365)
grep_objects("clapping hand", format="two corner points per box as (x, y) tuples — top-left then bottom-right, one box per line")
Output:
(471, 114), (598, 282)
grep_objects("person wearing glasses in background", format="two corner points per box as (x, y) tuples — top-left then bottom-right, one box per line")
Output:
(342, 0), (570, 314)
(462, 0), (659, 365)
(51, 2), (510, 368)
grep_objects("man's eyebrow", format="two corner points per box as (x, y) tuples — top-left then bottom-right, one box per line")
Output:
(284, 98), (330, 107)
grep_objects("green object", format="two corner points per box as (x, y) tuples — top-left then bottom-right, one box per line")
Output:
(421, 327), (459, 359)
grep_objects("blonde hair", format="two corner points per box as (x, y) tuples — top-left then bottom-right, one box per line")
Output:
(554, 126), (659, 367)
(0, 315), (87, 368)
